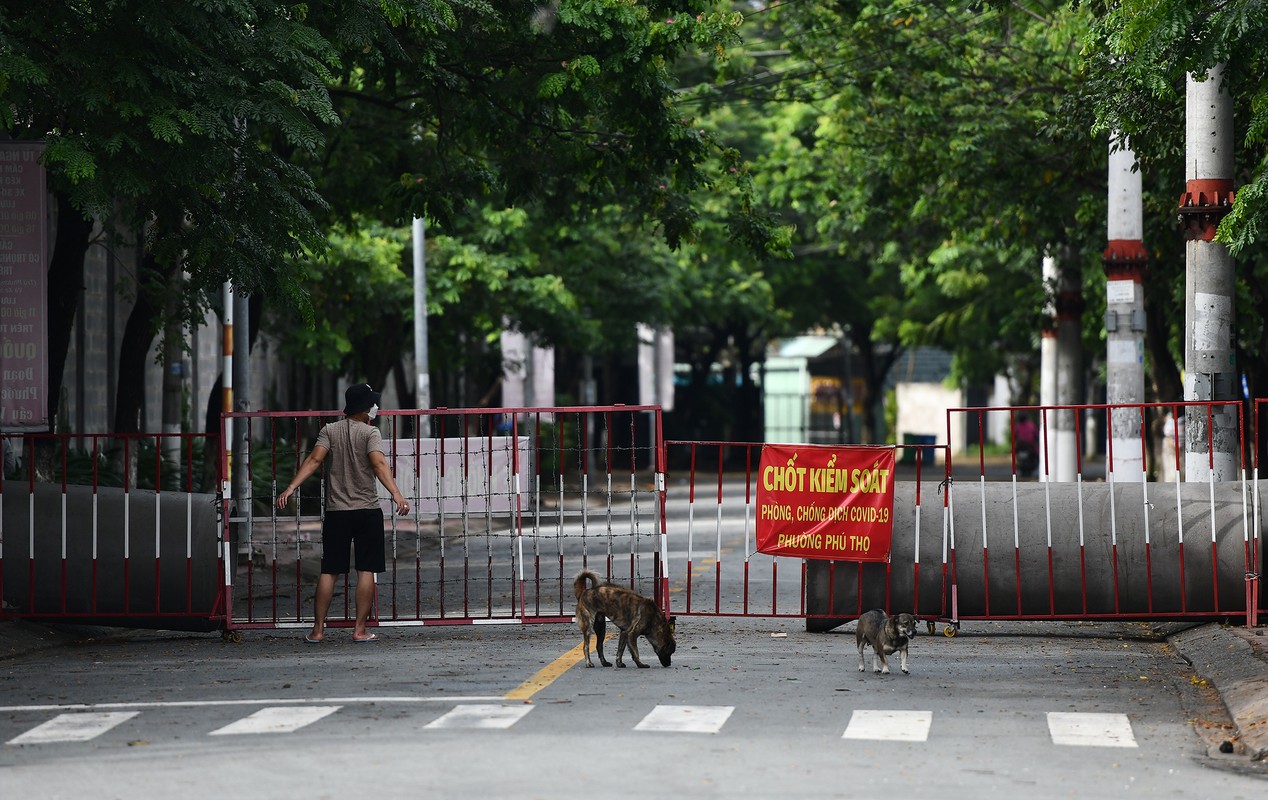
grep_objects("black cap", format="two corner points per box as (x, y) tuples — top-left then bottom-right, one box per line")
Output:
(343, 383), (381, 415)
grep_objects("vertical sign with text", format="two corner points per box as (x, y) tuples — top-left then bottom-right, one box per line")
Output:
(0, 142), (48, 432)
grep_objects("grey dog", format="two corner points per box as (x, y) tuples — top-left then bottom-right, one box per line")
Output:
(855, 609), (917, 675)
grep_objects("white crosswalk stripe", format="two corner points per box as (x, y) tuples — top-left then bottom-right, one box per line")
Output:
(842, 709), (933, 742)
(634, 704), (734, 733)
(1046, 712), (1137, 748)
(7, 711), (139, 745)
(423, 704), (534, 729)
(208, 705), (342, 736)
(2, 705), (1143, 747)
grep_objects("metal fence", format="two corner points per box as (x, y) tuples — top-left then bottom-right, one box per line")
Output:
(221, 405), (665, 630)
(2, 400), (1262, 632)
(661, 439), (949, 628)
(945, 401), (1261, 628)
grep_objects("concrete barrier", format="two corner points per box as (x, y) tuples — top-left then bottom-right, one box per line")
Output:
(807, 479), (1265, 631)
(1, 480), (222, 630)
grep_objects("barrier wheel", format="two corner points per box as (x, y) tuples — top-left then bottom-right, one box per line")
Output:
(944, 625), (957, 638)
(927, 621), (936, 635)
(221, 629), (243, 644)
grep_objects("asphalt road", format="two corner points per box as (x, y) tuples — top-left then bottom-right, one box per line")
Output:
(1, 616), (1264, 799)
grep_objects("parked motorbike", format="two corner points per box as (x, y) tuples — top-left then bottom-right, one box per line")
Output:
(1017, 441), (1039, 478)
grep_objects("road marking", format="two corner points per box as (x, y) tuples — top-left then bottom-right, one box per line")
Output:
(0, 696), (502, 713)
(634, 704), (734, 733)
(209, 705), (341, 736)
(424, 704), (533, 730)
(1046, 712), (1137, 748)
(8, 711), (139, 745)
(503, 633), (613, 701)
(842, 709), (933, 742)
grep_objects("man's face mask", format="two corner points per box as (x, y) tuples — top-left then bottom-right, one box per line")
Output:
(367, 404), (379, 421)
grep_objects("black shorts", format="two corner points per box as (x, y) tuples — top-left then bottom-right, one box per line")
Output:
(320, 508), (386, 574)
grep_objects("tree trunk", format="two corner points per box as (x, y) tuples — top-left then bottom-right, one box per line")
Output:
(1145, 302), (1182, 403)
(855, 335), (899, 445)
(113, 250), (167, 434)
(46, 192), (95, 432)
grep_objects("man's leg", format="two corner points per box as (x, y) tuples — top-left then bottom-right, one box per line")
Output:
(310, 573), (336, 641)
(353, 570), (376, 640)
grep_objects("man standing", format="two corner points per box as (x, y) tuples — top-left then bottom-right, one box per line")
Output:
(276, 383), (409, 642)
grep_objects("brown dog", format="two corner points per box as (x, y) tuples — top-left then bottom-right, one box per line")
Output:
(855, 608), (917, 675)
(574, 570), (676, 668)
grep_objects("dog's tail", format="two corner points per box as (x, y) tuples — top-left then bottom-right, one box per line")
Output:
(573, 569), (601, 599)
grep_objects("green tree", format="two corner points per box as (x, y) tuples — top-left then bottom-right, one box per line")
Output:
(279, 2), (801, 416)
(2, 0), (790, 433)
(716, 1), (1105, 409)
(2, 0), (347, 430)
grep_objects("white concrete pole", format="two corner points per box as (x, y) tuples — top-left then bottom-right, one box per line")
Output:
(413, 217), (430, 436)
(1054, 249), (1082, 483)
(1103, 136), (1147, 481)
(1181, 65), (1238, 482)
(1039, 253), (1058, 482)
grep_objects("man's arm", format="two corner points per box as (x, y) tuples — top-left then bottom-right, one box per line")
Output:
(368, 450), (409, 516)
(276, 444), (329, 509)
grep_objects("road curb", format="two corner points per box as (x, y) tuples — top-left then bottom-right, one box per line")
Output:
(1166, 622), (1268, 761)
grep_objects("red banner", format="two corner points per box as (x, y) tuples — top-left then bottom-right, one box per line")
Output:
(755, 444), (896, 562)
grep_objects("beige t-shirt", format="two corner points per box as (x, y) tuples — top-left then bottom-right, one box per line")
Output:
(315, 418), (383, 511)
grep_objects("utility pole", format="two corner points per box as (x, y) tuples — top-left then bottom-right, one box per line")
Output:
(1103, 137), (1147, 481)
(413, 217), (430, 436)
(1054, 248), (1082, 483)
(161, 284), (184, 465)
(232, 288), (250, 558)
(1041, 249), (1082, 482)
(221, 281), (234, 495)
(1180, 65), (1238, 482)
(1039, 252), (1058, 479)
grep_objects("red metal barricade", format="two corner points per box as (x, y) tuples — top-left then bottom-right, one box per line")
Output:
(4, 399), (1261, 633)
(944, 400), (1262, 627)
(660, 440), (951, 626)
(221, 405), (666, 630)
(0, 432), (225, 630)
(1252, 399), (1267, 627)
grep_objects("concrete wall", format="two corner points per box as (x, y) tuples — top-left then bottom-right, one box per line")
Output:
(896, 381), (963, 453)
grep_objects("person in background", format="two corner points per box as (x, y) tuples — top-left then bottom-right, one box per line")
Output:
(1014, 411), (1039, 477)
(276, 383), (409, 643)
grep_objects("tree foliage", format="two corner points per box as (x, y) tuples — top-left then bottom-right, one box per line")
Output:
(1084, 0), (1268, 397)
(693, 1), (1102, 403)
(275, 1), (798, 410)
(10, 0), (1268, 440)
(294, 1), (787, 255)
(1086, 0), (1268, 255)
(3, 0), (793, 432)
(0, 0), (344, 307)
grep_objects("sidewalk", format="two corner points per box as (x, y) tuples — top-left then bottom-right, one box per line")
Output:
(1160, 621), (1268, 760)
(1, 615), (1264, 759)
